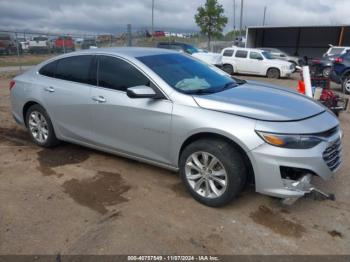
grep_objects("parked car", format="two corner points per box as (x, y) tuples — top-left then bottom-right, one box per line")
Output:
(17, 37), (29, 53)
(0, 33), (20, 55)
(53, 36), (75, 53)
(221, 47), (295, 78)
(10, 48), (342, 207)
(310, 46), (350, 78)
(157, 42), (222, 67)
(28, 36), (50, 54)
(81, 38), (97, 50)
(153, 31), (166, 37)
(330, 51), (350, 94)
(233, 36), (246, 47)
(260, 48), (303, 67)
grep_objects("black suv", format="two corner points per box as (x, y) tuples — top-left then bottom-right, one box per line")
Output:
(330, 51), (350, 94)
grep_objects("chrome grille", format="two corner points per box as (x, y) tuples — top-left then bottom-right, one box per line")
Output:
(323, 138), (342, 171)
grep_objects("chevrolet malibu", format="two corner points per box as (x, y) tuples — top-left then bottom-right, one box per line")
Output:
(10, 48), (342, 207)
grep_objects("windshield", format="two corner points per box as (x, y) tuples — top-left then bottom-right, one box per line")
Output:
(184, 44), (200, 54)
(262, 51), (274, 59)
(137, 54), (237, 94)
(328, 48), (344, 56)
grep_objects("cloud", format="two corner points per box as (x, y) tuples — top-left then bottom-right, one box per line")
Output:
(0, 0), (349, 35)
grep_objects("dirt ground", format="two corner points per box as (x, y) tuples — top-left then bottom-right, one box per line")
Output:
(0, 72), (349, 255)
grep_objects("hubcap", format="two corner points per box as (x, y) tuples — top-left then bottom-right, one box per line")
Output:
(185, 152), (228, 199)
(345, 79), (350, 92)
(28, 111), (49, 143)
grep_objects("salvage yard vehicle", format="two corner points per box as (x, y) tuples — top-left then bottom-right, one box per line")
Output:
(28, 36), (50, 54)
(0, 33), (20, 55)
(10, 48), (342, 207)
(53, 36), (75, 53)
(260, 47), (303, 67)
(221, 47), (295, 78)
(157, 42), (222, 67)
(331, 51), (350, 94)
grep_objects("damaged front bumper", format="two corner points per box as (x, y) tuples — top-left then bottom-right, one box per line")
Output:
(248, 128), (342, 204)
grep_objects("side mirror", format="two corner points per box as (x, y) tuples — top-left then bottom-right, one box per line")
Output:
(126, 85), (162, 99)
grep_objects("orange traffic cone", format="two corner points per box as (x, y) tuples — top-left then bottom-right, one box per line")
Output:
(297, 80), (305, 95)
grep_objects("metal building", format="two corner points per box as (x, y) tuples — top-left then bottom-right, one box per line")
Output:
(246, 25), (350, 58)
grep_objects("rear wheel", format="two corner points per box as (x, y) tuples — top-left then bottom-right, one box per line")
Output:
(322, 67), (332, 78)
(222, 64), (234, 75)
(25, 104), (60, 147)
(342, 75), (350, 94)
(267, 68), (280, 79)
(179, 139), (247, 207)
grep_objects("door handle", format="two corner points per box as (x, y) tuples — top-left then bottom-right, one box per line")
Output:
(44, 86), (55, 93)
(92, 96), (107, 103)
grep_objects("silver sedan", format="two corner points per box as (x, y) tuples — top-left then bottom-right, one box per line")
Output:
(10, 48), (342, 206)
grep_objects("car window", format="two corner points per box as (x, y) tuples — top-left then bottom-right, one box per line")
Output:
(98, 56), (150, 92)
(39, 61), (57, 78)
(329, 48), (345, 55)
(250, 52), (263, 60)
(235, 50), (248, 58)
(223, 49), (234, 57)
(55, 55), (96, 85)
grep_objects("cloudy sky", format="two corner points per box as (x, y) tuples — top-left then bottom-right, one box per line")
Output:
(0, 0), (348, 34)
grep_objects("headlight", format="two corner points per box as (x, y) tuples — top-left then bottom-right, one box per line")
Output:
(256, 131), (323, 149)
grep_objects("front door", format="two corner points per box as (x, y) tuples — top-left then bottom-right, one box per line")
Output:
(91, 55), (173, 165)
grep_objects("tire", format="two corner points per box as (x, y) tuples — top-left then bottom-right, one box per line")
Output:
(342, 75), (350, 94)
(267, 68), (280, 79)
(25, 104), (60, 148)
(322, 67), (332, 78)
(222, 64), (234, 75)
(179, 139), (247, 207)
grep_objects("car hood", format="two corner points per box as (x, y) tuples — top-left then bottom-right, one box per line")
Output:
(192, 52), (222, 65)
(193, 81), (325, 121)
(268, 59), (292, 66)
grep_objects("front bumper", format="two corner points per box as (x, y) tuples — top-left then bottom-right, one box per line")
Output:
(281, 68), (294, 78)
(248, 129), (342, 199)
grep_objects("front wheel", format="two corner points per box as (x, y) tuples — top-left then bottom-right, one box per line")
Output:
(179, 139), (247, 207)
(222, 64), (234, 75)
(267, 68), (280, 79)
(342, 75), (350, 94)
(322, 67), (332, 78)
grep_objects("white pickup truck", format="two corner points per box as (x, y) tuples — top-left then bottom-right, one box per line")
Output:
(28, 36), (51, 54)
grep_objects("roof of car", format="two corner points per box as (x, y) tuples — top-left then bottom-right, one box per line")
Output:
(71, 47), (177, 58)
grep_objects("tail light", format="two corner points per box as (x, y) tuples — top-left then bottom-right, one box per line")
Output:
(9, 80), (16, 91)
(335, 57), (343, 63)
(312, 59), (321, 64)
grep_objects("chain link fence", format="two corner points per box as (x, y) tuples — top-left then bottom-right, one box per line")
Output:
(0, 26), (233, 73)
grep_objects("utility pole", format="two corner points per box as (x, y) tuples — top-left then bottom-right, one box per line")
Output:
(239, 0), (244, 36)
(151, 0), (155, 34)
(263, 6), (267, 26)
(233, 0), (236, 32)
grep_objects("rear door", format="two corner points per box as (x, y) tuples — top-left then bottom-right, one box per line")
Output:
(90, 55), (173, 164)
(234, 50), (250, 73)
(39, 55), (96, 143)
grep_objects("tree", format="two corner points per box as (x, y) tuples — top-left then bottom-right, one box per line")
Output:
(195, 0), (228, 50)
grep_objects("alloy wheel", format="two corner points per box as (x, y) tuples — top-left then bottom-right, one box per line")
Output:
(185, 151), (228, 199)
(28, 111), (49, 143)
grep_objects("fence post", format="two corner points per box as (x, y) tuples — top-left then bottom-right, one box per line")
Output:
(15, 32), (22, 73)
(127, 24), (132, 47)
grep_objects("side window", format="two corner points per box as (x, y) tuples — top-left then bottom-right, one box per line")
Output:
(235, 50), (248, 58)
(250, 52), (263, 60)
(39, 61), (57, 78)
(223, 49), (234, 57)
(55, 55), (96, 85)
(98, 56), (150, 92)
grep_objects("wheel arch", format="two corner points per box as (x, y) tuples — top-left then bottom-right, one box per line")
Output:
(178, 132), (255, 184)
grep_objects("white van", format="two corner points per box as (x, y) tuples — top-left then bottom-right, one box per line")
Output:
(221, 47), (295, 78)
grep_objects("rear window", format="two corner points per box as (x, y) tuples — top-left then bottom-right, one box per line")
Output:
(329, 48), (345, 55)
(223, 49), (234, 57)
(39, 61), (57, 78)
(235, 50), (248, 58)
(55, 55), (96, 85)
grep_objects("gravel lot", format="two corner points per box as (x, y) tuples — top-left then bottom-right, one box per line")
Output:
(0, 72), (349, 255)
